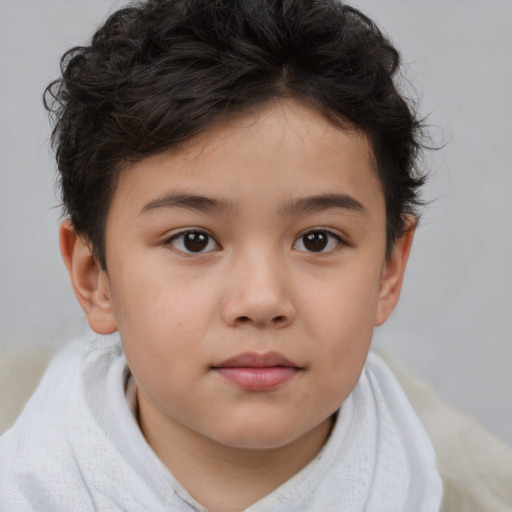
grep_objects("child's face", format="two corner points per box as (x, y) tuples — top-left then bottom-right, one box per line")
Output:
(69, 98), (411, 450)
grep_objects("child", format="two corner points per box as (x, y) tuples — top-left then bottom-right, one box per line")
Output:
(0, 0), (443, 510)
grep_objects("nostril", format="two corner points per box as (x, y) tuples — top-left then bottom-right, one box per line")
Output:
(235, 315), (288, 326)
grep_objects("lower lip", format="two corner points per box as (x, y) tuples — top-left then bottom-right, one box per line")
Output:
(213, 366), (298, 391)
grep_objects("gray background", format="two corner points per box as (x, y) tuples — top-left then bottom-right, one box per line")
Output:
(1, 0), (511, 445)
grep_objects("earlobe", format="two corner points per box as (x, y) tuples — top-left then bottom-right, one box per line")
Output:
(59, 220), (118, 334)
(374, 219), (416, 326)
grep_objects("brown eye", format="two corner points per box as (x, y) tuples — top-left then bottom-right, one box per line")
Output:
(293, 230), (342, 253)
(168, 230), (219, 253)
(303, 232), (328, 252)
(184, 232), (209, 251)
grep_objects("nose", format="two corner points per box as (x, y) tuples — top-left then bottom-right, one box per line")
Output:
(221, 248), (296, 329)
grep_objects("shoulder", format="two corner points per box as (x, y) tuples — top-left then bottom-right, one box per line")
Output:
(0, 333), (124, 511)
(3, 333), (122, 429)
(378, 350), (512, 512)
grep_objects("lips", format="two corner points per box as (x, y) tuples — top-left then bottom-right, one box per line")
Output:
(211, 352), (301, 391)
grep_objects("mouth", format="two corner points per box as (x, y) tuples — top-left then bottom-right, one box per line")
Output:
(211, 351), (302, 391)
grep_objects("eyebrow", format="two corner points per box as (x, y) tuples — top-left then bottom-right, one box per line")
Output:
(140, 193), (237, 215)
(140, 192), (366, 217)
(280, 193), (367, 216)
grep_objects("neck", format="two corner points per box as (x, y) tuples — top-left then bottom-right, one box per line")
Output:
(136, 391), (333, 511)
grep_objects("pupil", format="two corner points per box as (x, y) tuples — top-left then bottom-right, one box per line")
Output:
(303, 232), (328, 252)
(184, 232), (208, 252)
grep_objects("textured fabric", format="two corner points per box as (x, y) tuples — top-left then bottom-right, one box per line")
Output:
(0, 335), (442, 511)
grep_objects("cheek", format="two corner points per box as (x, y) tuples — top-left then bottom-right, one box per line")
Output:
(300, 268), (381, 395)
(302, 265), (382, 340)
(107, 268), (217, 383)
(110, 256), (216, 333)
(117, 286), (207, 418)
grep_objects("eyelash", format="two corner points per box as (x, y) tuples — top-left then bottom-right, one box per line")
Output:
(164, 228), (346, 255)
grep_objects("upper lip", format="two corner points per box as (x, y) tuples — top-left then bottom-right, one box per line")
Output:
(213, 351), (299, 368)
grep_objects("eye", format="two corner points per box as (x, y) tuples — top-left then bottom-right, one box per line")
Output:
(166, 230), (220, 254)
(293, 230), (343, 253)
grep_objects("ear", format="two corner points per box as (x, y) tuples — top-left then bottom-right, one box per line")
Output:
(59, 220), (118, 334)
(374, 219), (416, 326)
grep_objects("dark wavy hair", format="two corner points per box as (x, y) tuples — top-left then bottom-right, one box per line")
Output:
(45, 0), (425, 269)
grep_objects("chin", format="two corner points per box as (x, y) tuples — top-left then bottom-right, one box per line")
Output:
(208, 416), (321, 452)
(219, 432), (299, 451)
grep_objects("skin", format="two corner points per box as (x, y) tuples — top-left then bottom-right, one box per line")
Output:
(60, 98), (414, 511)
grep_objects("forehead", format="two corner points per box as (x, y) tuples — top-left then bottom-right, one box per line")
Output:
(110, 98), (384, 224)
(173, 99), (376, 174)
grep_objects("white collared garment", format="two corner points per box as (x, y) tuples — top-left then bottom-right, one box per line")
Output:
(0, 334), (442, 511)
